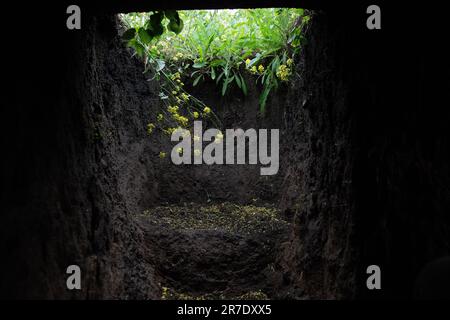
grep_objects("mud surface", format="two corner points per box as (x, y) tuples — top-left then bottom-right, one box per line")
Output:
(137, 203), (290, 299)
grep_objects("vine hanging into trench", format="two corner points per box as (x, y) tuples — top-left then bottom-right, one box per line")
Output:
(119, 9), (311, 157)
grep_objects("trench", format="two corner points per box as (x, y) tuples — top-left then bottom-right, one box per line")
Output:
(110, 6), (356, 299)
(1, 2), (450, 300)
(121, 9), (315, 300)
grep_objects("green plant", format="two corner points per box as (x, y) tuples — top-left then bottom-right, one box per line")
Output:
(121, 10), (184, 56)
(120, 9), (310, 114)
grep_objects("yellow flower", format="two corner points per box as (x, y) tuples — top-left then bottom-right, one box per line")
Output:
(159, 152), (166, 159)
(245, 58), (251, 65)
(203, 106), (211, 114)
(157, 113), (164, 122)
(172, 90), (177, 95)
(276, 64), (291, 81)
(193, 111), (199, 119)
(287, 58), (293, 66)
(161, 287), (169, 299)
(258, 65), (265, 73)
(171, 72), (181, 80)
(174, 114), (189, 126)
(181, 93), (190, 101)
(147, 123), (155, 135)
(168, 105), (179, 114)
(164, 127), (177, 135)
(250, 66), (257, 74)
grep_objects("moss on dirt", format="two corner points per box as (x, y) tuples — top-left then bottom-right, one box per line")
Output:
(161, 286), (269, 300)
(141, 202), (288, 236)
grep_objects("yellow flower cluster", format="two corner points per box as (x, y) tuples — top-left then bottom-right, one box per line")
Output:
(181, 93), (190, 102)
(193, 111), (199, 119)
(163, 127), (177, 135)
(159, 152), (166, 159)
(171, 72), (181, 81)
(147, 123), (155, 135)
(248, 64), (265, 75)
(276, 64), (291, 81)
(203, 106), (211, 114)
(161, 287), (169, 299)
(173, 114), (189, 126)
(157, 113), (164, 122)
(172, 52), (184, 62)
(168, 105), (179, 114)
(150, 45), (160, 55)
(287, 58), (293, 66)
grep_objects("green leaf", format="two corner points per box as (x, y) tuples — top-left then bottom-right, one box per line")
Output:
(168, 18), (184, 34)
(210, 59), (226, 67)
(248, 53), (261, 67)
(122, 28), (136, 41)
(216, 71), (225, 84)
(163, 10), (178, 20)
(148, 12), (165, 36)
(204, 33), (215, 56)
(191, 70), (201, 77)
(240, 75), (248, 96)
(222, 76), (234, 96)
(235, 74), (242, 88)
(164, 11), (184, 34)
(193, 75), (203, 86)
(193, 62), (206, 68)
(138, 28), (153, 44)
(150, 11), (164, 27)
(127, 38), (145, 57)
(155, 59), (165, 72)
(222, 79), (228, 96)
(259, 86), (271, 113)
(272, 56), (280, 73)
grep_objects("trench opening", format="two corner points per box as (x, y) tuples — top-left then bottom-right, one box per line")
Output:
(117, 8), (313, 300)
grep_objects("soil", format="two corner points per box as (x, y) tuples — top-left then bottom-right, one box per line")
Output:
(137, 203), (290, 299)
